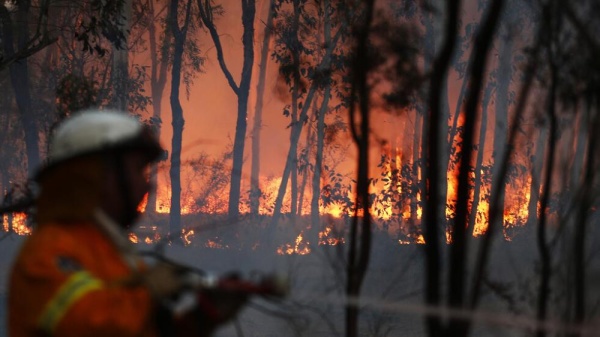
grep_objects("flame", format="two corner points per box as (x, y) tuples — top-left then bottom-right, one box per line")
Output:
(129, 233), (139, 243)
(182, 228), (195, 245)
(2, 213), (31, 235)
(277, 231), (311, 255)
(205, 238), (228, 249)
(129, 228), (162, 244)
(140, 186), (198, 214)
(3, 143), (537, 252)
(502, 175), (531, 239)
(319, 226), (345, 246)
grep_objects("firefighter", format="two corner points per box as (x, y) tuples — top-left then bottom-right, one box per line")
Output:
(8, 109), (246, 337)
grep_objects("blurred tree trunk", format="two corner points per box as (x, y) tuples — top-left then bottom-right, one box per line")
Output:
(422, 1), (461, 335)
(1, 0), (41, 176)
(527, 126), (546, 227)
(168, 0), (194, 243)
(489, 26), (514, 237)
(572, 99), (598, 334)
(297, 120), (313, 216)
(346, 1), (374, 335)
(110, 0), (131, 111)
(198, 0), (256, 222)
(310, 84), (331, 246)
(469, 83), (493, 235)
(536, 59), (557, 337)
(146, 0), (170, 216)
(411, 108), (422, 230)
(288, 0), (301, 220)
(250, 0), (275, 215)
(448, 1), (504, 335)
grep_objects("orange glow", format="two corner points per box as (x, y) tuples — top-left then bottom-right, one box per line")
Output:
(277, 231), (311, 255)
(319, 226), (345, 246)
(503, 175), (531, 239)
(2, 213), (31, 235)
(205, 238), (228, 249)
(129, 233), (139, 243)
(182, 228), (195, 245)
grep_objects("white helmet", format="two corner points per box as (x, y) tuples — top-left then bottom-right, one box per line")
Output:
(39, 109), (162, 177)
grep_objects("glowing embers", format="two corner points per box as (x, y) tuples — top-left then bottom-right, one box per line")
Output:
(129, 225), (161, 244)
(277, 231), (311, 255)
(2, 212), (31, 235)
(277, 224), (345, 255)
(319, 226), (345, 246)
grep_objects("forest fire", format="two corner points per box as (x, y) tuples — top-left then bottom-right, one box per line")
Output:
(0, 166), (534, 253)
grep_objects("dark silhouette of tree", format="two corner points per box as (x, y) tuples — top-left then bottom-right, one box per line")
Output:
(197, 0), (256, 221)
(1, 0), (42, 176)
(250, 0), (275, 216)
(269, 0), (347, 237)
(168, 0), (196, 243)
(422, 1), (460, 336)
(143, 0), (171, 216)
(448, 1), (504, 336)
(0, 0), (55, 72)
(345, 1), (374, 336)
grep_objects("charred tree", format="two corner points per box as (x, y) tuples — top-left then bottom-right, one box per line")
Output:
(168, 0), (194, 243)
(198, 0), (256, 222)
(346, 1), (374, 336)
(448, 1), (504, 336)
(422, 1), (461, 336)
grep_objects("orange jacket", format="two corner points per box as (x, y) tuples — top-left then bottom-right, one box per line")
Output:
(9, 220), (157, 337)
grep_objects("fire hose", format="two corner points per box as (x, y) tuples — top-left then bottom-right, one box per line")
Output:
(143, 253), (289, 337)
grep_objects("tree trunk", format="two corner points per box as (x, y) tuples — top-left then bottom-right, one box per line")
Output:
(346, 1), (374, 335)
(297, 121), (313, 216)
(110, 0), (131, 111)
(269, 14), (342, 235)
(448, 2), (504, 336)
(270, 84), (318, 232)
(536, 67), (557, 337)
(411, 106), (422, 231)
(249, 0), (275, 215)
(2, 0), (40, 177)
(168, 0), (193, 243)
(228, 0), (255, 219)
(198, 0), (256, 222)
(310, 84), (331, 248)
(146, 0), (170, 216)
(489, 26), (513, 238)
(422, 1), (461, 335)
(527, 126), (546, 227)
(469, 84), (493, 235)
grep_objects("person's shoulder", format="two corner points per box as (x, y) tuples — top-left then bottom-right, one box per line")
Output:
(11, 221), (100, 276)
(21, 221), (100, 257)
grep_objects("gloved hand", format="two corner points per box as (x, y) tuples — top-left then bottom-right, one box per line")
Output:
(142, 262), (185, 299)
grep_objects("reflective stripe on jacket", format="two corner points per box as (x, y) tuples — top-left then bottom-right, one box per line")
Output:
(9, 220), (156, 337)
